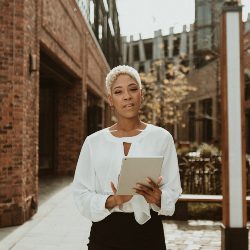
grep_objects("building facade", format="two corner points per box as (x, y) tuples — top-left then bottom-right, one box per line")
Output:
(121, 25), (193, 74)
(121, 0), (250, 150)
(76, 0), (122, 68)
(0, 0), (119, 227)
(179, 1), (250, 149)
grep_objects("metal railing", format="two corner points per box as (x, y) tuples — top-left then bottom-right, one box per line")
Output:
(178, 155), (250, 195)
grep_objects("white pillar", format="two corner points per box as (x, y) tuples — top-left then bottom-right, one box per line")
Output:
(121, 36), (127, 64)
(188, 24), (194, 68)
(220, 2), (248, 249)
(153, 29), (164, 60)
(139, 33), (146, 62)
(180, 25), (187, 57)
(128, 35), (133, 64)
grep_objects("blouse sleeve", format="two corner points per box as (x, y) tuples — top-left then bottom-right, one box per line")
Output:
(71, 137), (111, 222)
(151, 132), (182, 215)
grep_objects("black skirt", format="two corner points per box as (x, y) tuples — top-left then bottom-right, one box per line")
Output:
(88, 210), (166, 250)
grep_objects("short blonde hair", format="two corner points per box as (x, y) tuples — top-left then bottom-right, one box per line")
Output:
(105, 65), (142, 94)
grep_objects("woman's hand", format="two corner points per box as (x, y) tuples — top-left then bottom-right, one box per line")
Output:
(134, 176), (163, 207)
(105, 182), (133, 209)
(111, 182), (133, 205)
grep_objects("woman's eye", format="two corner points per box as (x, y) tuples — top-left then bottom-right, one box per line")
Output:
(114, 91), (121, 94)
(130, 88), (138, 91)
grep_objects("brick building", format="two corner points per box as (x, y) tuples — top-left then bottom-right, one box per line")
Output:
(178, 60), (220, 144)
(0, 0), (121, 227)
(76, 0), (122, 67)
(179, 26), (250, 149)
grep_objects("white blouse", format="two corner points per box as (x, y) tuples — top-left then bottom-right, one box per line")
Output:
(71, 123), (182, 225)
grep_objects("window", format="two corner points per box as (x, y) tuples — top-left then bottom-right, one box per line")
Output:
(103, 0), (109, 12)
(197, 28), (212, 50)
(173, 36), (180, 56)
(197, 3), (212, 26)
(200, 98), (212, 142)
(108, 18), (115, 36)
(133, 44), (139, 62)
(98, 24), (103, 40)
(144, 42), (153, 60)
(90, 0), (95, 25)
(188, 103), (196, 142)
(164, 39), (168, 57)
(126, 46), (129, 64)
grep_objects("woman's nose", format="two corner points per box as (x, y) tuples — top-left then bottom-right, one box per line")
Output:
(123, 90), (131, 100)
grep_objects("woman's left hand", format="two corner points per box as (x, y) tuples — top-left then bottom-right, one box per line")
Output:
(134, 176), (162, 207)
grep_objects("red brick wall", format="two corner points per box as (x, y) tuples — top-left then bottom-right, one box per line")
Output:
(0, 0), (39, 227)
(186, 60), (218, 100)
(40, 0), (85, 176)
(22, 0), (40, 224)
(0, 0), (110, 227)
(56, 82), (85, 176)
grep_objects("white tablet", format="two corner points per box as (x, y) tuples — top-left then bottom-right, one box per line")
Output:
(116, 156), (164, 195)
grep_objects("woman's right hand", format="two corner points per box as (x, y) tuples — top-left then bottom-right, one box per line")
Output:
(111, 182), (133, 205)
(105, 182), (133, 209)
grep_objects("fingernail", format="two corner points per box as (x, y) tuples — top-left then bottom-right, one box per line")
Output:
(136, 184), (141, 188)
(146, 178), (151, 182)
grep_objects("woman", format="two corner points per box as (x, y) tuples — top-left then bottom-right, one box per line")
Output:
(72, 65), (182, 250)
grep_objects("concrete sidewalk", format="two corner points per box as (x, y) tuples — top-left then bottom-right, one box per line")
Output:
(0, 179), (91, 250)
(0, 177), (245, 250)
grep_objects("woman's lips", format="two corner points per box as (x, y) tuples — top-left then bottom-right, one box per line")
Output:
(123, 103), (135, 108)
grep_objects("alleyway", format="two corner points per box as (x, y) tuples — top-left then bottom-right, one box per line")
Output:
(0, 177), (247, 250)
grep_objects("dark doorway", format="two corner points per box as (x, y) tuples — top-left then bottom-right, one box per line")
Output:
(87, 91), (103, 135)
(39, 81), (55, 175)
(39, 47), (77, 175)
(246, 110), (250, 154)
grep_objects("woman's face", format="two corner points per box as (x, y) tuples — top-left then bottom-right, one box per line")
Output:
(108, 74), (143, 119)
